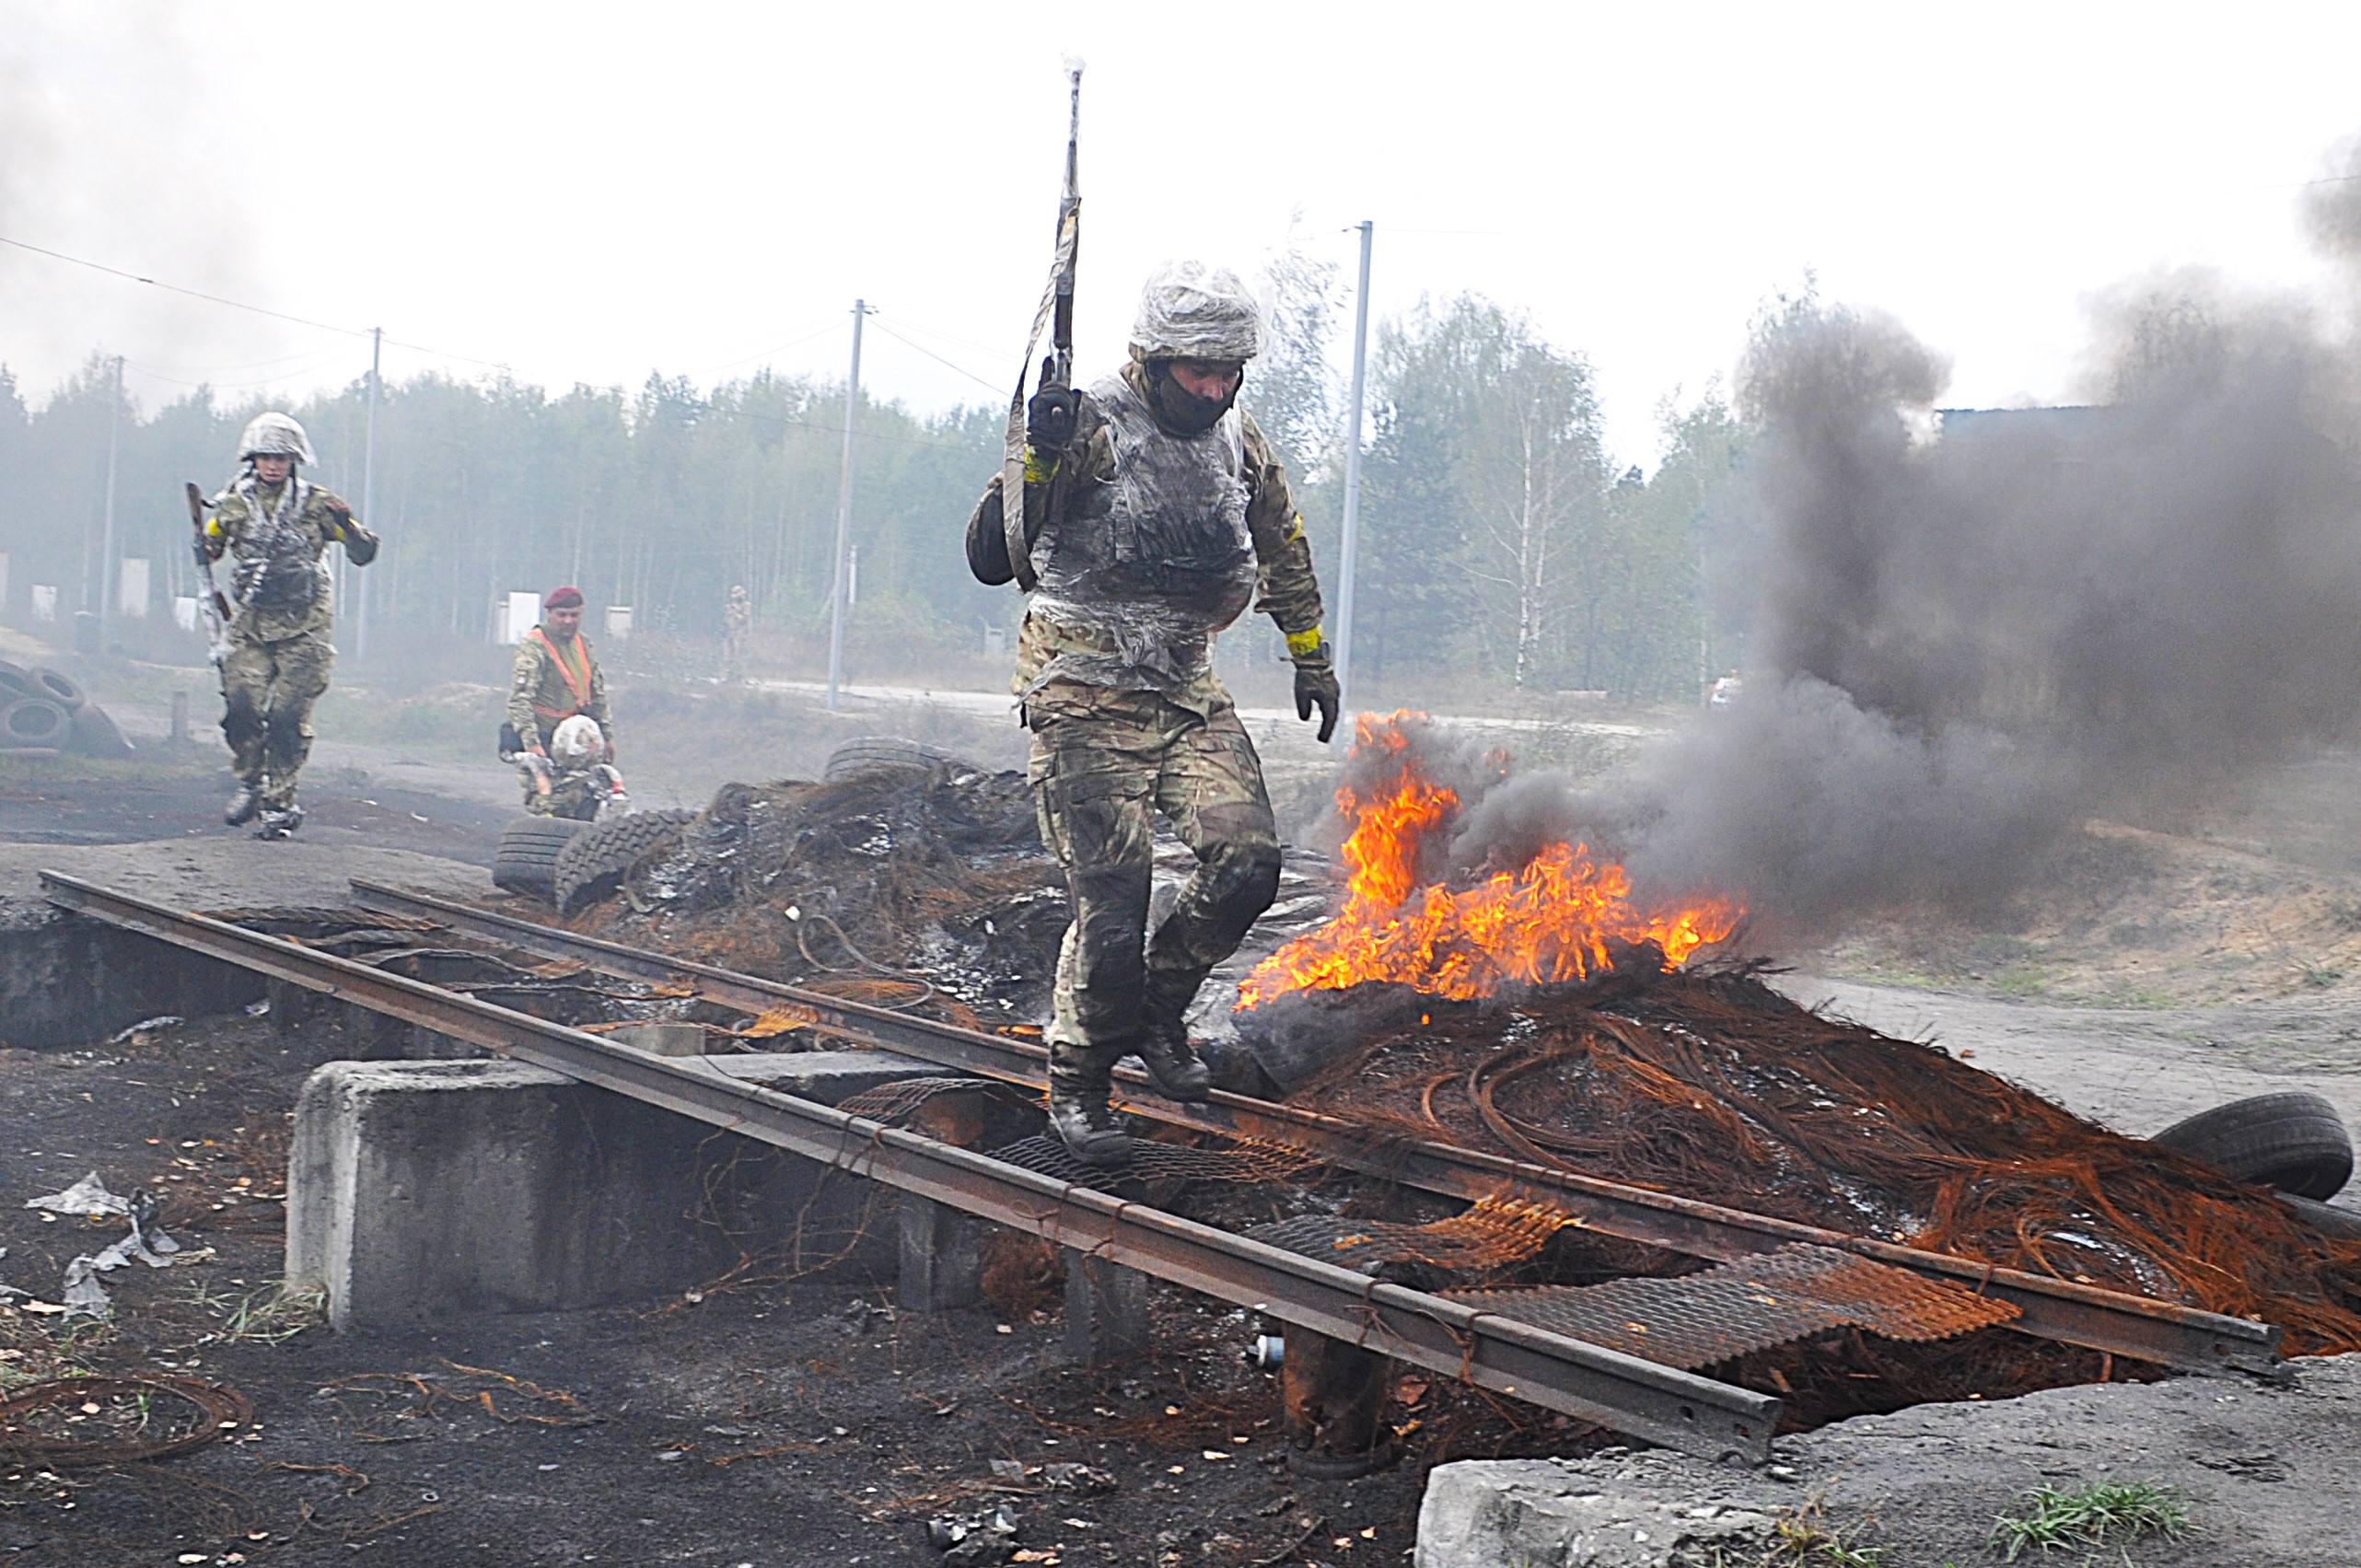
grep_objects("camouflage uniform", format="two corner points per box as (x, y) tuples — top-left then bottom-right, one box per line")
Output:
(204, 475), (372, 815)
(506, 626), (612, 756)
(529, 762), (611, 821)
(968, 355), (1329, 1119)
(721, 585), (751, 682)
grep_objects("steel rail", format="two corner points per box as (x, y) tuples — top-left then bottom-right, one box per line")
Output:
(345, 879), (2288, 1381)
(43, 871), (1780, 1462)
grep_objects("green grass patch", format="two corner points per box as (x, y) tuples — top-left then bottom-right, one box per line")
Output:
(1990, 1479), (2189, 1562)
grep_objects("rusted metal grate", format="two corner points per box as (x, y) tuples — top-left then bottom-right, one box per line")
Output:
(836, 1076), (1018, 1125)
(1244, 1196), (1570, 1276)
(989, 1133), (1313, 1187)
(1448, 1242), (2021, 1371)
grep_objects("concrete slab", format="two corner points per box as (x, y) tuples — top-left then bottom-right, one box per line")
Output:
(0, 838), (495, 1049)
(0, 836), (492, 928)
(286, 1049), (938, 1330)
(1417, 1353), (2361, 1568)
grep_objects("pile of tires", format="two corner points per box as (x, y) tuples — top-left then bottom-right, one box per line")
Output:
(0, 661), (133, 758)
(552, 809), (697, 913)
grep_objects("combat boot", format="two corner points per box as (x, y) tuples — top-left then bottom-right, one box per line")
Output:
(1047, 1051), (1131, 1167)
(225, 784), (262, 827)
(254, 805), (303, 841)
(1134, 973), (1213, 1102)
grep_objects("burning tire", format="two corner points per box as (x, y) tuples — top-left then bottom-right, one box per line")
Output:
(494, 816), (589, 901)
(2149, 1090), (2354, 1201)
(822, 737), (957, 782)
(552, 808), (696, 914)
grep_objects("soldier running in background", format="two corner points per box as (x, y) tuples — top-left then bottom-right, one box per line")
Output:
(967, 261), (1339, 1165)
(204, 412), (378, 838)
(721, 583), (751, 682)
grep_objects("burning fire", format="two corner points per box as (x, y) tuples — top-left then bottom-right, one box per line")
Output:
(1237, 714), (1739, 1008)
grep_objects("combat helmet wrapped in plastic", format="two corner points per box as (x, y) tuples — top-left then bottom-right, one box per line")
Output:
(551, 714), (607, 767)
(1130, 261), (1262, 362)
(238, 412), (316, 466)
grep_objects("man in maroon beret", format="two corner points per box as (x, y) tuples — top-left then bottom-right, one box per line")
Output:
(506, 587), (614, 794)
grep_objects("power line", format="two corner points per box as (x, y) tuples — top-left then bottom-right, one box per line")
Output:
(0, 229), (522, 377)
(867, 318), (1006, 395)
(0, 232), (369, 338)
(4, 227), (1009, 419)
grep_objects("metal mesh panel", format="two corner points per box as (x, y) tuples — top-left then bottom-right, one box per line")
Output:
(836, 1076), (1016, 1126)
(990, 1133), (1310, 1187)
(1244, 1197), (1570, 1275)
(1448, 1242), (2021, 1370)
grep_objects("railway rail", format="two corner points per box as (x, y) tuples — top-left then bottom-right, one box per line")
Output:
(340, 878), (2286, 1384)
(42, 871), (1780, 1463)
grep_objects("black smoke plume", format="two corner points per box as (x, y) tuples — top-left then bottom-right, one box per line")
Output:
(1437, 153), (2361, 943)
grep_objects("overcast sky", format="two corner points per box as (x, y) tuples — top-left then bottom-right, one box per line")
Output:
(5, 1), (2358, 470)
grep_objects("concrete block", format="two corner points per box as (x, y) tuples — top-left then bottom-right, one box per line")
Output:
(1064, 1251), (1151, 1366)
(1416, 1454), (1774, 1568)
(286, 1050), (935, 1330)
(0, 912), (262, 1049)
(899, 1195), (984, 1313)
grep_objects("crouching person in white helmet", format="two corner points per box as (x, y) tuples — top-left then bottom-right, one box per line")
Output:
(204, 412), (378, 838)
(509, 714), (626, 820)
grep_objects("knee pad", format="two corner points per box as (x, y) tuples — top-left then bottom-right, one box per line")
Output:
(1200, 843), (1282, 924)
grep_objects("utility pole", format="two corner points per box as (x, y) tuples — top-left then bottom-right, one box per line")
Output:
(99, 354), (123, 640)
(1330, 221), (1374, 747)
(827, 300), (870, 711)
(357, 326), (381, 658)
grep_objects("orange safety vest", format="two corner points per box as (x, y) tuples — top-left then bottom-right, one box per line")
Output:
(527, 626), (597, 723)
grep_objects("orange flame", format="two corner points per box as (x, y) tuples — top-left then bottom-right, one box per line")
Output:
(1237, 713), (1740, 1008)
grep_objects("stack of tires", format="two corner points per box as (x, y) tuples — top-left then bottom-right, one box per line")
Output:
(493, 808), (698, 909)
(0, 662), (133, 758)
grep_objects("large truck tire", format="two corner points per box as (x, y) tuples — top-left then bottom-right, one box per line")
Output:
(552, 808), (696, 914)
(2149, 1090), (2354, 1201)
(493, 816), (589, 902)
(822, 736), (957, 783)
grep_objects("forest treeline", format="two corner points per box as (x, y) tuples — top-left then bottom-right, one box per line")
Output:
(0, 261), (1745, 703)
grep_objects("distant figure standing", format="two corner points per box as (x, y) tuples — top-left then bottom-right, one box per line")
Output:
(508, 587), (614, 793)
(204, 412), (378, 839)
(721, 583), (751, 682)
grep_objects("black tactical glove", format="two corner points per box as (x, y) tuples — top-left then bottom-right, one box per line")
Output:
(1026, 385), (1081, 455)
(1294, 651), (1341, 744)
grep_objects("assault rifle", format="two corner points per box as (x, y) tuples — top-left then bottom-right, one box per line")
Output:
(182, 482), (232, 665)
(998, 60), (1084, 593)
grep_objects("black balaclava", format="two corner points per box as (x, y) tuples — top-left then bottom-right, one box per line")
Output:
(1143, 359), (1242, 437)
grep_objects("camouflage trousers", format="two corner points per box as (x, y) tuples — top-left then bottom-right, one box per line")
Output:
(1029, 687), (1282, 1086)
(525, 768), (607, 821)
(219, 631), (333, 810)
